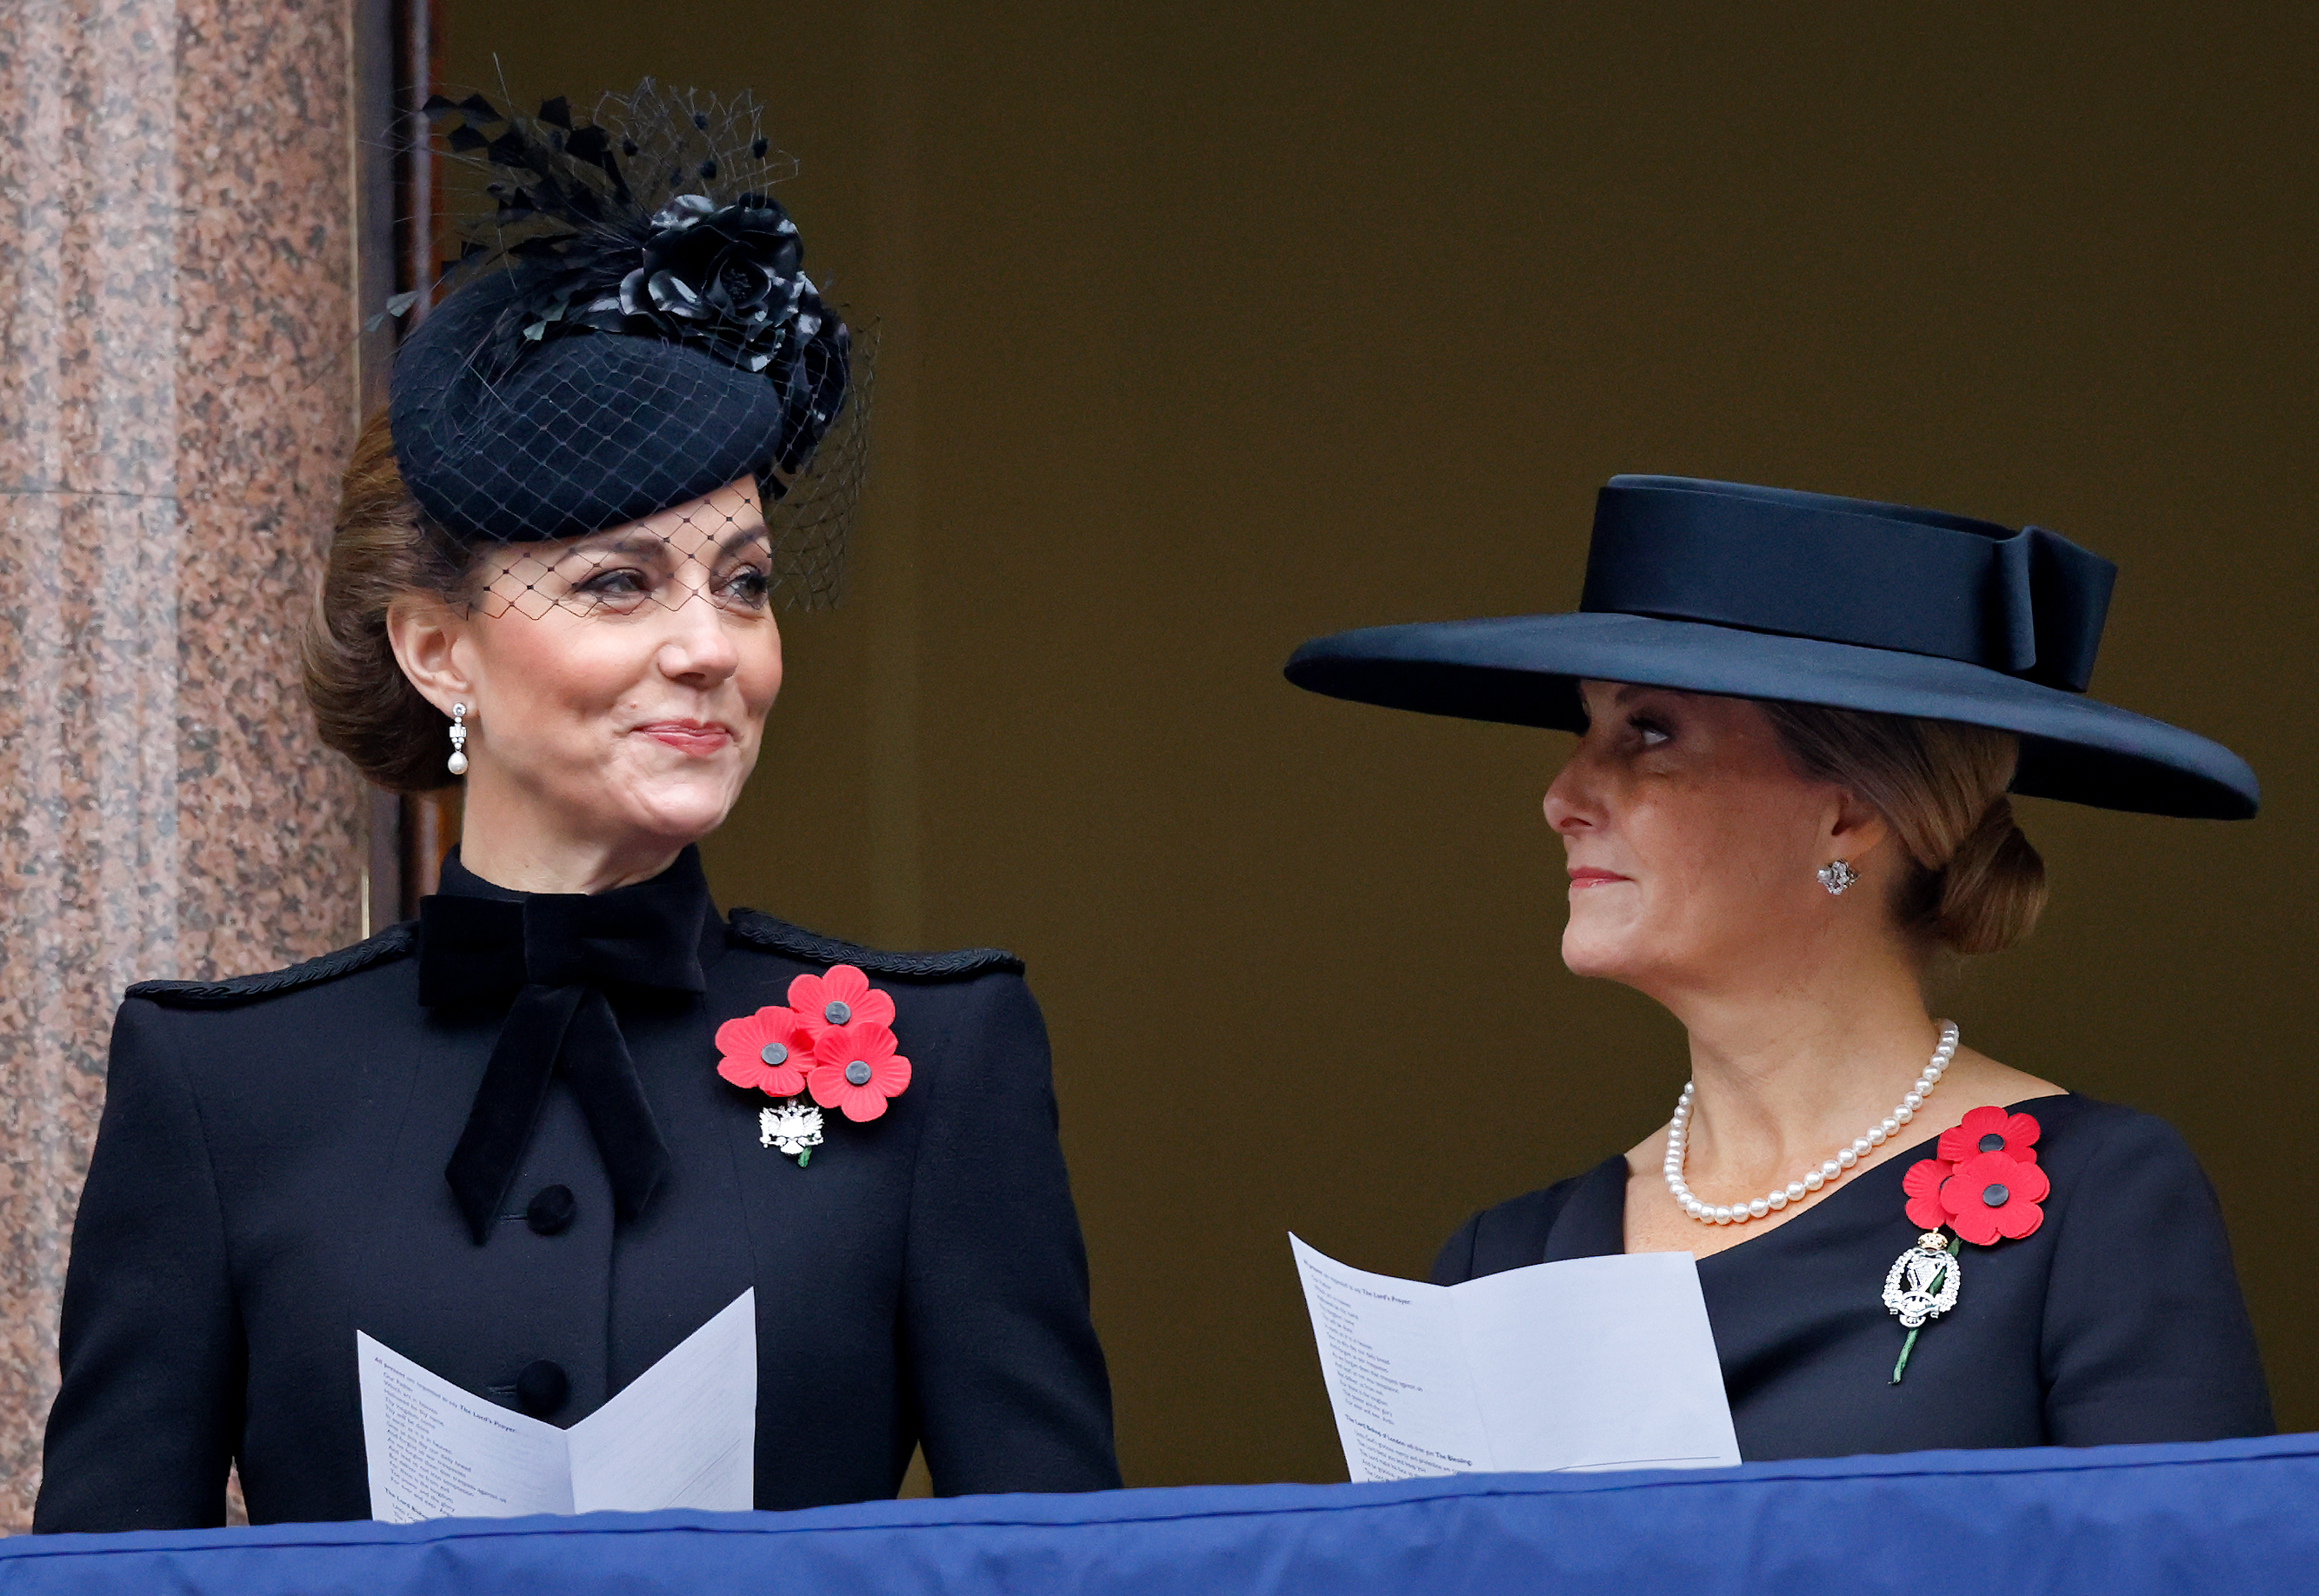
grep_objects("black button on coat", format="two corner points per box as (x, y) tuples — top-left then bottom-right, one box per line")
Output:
(1430, 1094), (2272, 1457)
(33, 849), (1121, 1532)
(526, 1185), (578, 1235)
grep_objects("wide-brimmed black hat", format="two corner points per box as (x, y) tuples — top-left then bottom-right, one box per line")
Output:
(1285, 475), (2257, 819)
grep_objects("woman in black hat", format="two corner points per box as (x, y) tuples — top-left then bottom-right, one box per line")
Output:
(1287, 475), (2271, 1458)
(36, 85), (1118, 1531)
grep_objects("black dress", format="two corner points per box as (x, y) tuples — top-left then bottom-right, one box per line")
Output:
(35, 848), (1120, 1532)
(1431, 1094), (2272, 1458)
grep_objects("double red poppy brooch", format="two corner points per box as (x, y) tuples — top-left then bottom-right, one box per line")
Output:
(1883, 1105), (2048, 1382)
(714, 964), (912, 1166)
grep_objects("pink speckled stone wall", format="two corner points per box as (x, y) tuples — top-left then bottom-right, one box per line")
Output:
(0, 0), (364, 1529)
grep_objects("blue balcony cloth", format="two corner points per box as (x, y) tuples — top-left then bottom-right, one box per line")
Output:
(6, 1433), (2316, 1594)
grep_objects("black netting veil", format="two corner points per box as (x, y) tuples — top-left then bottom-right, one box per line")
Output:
(389, 80), (870, 615)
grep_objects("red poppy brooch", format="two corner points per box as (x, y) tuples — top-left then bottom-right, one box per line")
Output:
(714, 964), (913, 1167)
(1884, 1105), (2048, 1382)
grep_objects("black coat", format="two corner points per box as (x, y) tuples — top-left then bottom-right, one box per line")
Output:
(1432, 1094), (2272, 1458)
(35, 851), (1120, 1532)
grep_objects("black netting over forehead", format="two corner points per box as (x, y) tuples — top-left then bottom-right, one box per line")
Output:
(389, 80), (868, 609)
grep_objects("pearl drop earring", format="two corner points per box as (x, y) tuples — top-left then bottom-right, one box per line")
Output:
(1818, 859), (1858, 895)
(447, 703), (470, 776)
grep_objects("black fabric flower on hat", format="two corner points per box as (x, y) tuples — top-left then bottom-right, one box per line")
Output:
(600, 194), (850, 474)
(619, 195), (808, 365)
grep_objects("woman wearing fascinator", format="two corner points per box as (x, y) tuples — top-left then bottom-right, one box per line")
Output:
(37, 84), (1117, 1531)
(1287, 476), (2271, 1457)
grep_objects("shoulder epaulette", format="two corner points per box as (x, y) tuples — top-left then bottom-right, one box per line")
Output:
(126, 922), (418, 1008)
(726, 908), (1023, 980)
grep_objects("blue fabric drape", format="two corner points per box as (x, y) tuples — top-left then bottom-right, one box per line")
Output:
(8, 1433), (2315, 1593)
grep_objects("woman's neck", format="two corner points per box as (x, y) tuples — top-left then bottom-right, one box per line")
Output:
(453, 783), (687, 896)
(1620, 935), (2067, 1257)
(1658, 944), (1942, 1187)
(1684, 996), (1942, 1167)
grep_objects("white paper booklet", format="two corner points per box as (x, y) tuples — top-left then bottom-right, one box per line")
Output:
(357, 1289), (756, 1523)
(1290, 1235), (1739, 1482)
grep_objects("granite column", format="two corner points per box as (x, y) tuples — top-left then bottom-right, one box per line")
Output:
(0, 0), (371, 1527)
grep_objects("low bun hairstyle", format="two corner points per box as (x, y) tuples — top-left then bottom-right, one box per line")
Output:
(1761, 701), (2047, 956)
(302, 409), (479, 793)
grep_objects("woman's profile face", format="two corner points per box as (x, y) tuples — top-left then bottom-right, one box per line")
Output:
(449, 475), (783, 852)
(1544, 682), (1865, 1001)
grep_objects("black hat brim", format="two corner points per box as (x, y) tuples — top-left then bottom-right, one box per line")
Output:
(1284, 613), (2258, 820)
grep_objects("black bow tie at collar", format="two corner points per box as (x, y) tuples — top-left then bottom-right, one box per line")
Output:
(419, 848), (711, 1243)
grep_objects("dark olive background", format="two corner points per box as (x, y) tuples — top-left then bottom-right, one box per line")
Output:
(450, 2), (2317, 1483)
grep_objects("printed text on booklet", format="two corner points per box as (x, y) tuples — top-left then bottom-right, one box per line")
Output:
(357, 1290), (756, 1521)
(1290, 1237), (1738, 1482)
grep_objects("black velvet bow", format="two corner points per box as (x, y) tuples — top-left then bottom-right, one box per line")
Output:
(418, 855), (710, 1243)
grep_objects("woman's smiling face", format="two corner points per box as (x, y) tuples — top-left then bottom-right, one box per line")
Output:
(410, 475), (784, 860)
(1543, 682), (1866, 1001)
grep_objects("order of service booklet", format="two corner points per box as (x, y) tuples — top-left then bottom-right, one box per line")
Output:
(1290, 1236), (1741, 1482)
(356, 1289), (756, 1523)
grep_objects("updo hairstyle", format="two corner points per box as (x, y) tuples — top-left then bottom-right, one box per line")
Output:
(1762, 702), (2047, 955)
(301, 409), (479, 793)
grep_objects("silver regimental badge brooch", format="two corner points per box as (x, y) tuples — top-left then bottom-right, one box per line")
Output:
(1883, 1231), (1962, 1328)
(760, 1101), (824, 1167)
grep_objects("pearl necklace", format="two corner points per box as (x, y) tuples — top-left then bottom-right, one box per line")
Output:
(1663, 1021), (1960, 1227)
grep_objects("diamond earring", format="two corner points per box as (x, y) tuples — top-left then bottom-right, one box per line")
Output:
(446, 703), (470, 776)
(1817, 859), (1858, 895)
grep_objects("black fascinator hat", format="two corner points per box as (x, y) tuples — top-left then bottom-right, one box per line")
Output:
(1285, 476), (2257, 820)
(389, 81), (867, 607)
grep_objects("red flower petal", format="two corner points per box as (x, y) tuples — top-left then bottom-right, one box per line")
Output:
(1941, 1150), (2047, 1246)
(716, 1006), (814, 1097)
(1948, 1205), (2000, 1247)
(788, 964), (897, 1032)
(817, 965), (896, 1028)
(1938, 1106), (2008, 1164)
(805, 1063), (843, 1107)
(1938, 1104), (2042, 1166)
(1901, 1159), (1953, 1230)
(786, 970), (830, 1017)
(815, 1021), (896, 1067)
(807, 1022), (910, 1112)
(836, 1085), (890, 1122)
(716, 1008), (779, 1056)
(1991, 1199), (2045, 1240)
(808, 1063), (890, 1116)
(2001, 1155), (2050, 1207)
